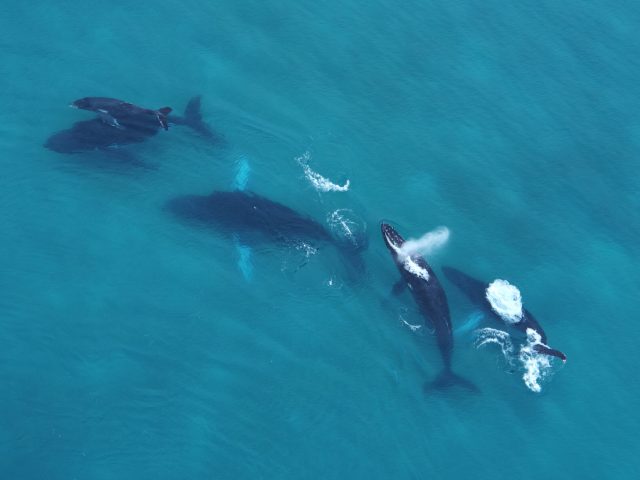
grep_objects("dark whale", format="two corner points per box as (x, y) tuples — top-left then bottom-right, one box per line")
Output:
(442, 266), (566, 362)
(71, 97), (172, 130)
(44, 96), (215, 154)
(381, 224), (476, 391)
(165, 190), (367, 277)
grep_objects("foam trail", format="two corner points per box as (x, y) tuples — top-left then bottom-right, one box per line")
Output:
(474, 328), (515, 362)
(454, 311), (485, 336)
(398, 227), (450, 260)
(485, 279), (523, 324)
(233, 155), (251, 191)
(296, 151), (350, 192)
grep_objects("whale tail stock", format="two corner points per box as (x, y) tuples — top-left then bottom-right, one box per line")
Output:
(533, 344), (567, 362)
(425, 369), (479, 393)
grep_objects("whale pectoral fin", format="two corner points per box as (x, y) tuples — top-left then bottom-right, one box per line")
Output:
(97, 110), (124, 129)
(454, 310), (486, 337)
(391, 279), (406, 296)
(533, 344), (567, 362)
(233, 156), (251, 191)
(233, 235), (253, 282)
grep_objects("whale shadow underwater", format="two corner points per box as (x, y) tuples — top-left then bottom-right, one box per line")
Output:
(165, 189), (368, 281)
(381, 224), (477, 393)
(44, 96), (219, 166)
(442, 266), (566, 362)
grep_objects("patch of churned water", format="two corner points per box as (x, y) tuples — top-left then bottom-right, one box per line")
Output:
(474, 327), (558, 393)
(485, 279), (523, 324)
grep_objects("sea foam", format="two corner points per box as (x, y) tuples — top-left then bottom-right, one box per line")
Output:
(474, 327), (558, 393)
(296, 151), (350, 192)
(485, 279), (523, 324)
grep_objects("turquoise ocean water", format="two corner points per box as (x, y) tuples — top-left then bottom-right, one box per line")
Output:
(1, 1), (639, 478)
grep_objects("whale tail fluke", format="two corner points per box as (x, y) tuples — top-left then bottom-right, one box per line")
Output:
(425, 369), (479, 393)
(181, 95), (216, 139)
(533, 344), (567, 362)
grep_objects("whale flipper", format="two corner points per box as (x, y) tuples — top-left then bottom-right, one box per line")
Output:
(454, 311), (485, 337)
(97, 109), (124, 129)
(234, 236), (253, 281)
(533, 344), (567, 362)
(156, 107), (172, 130)
(232, 156), (253, 281)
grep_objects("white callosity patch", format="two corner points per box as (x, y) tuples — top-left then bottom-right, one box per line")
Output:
(390, 226), (450, 282)
(402, 256), (429, 281)
(485, 279), (524, 324)
(296, 151), (350, 192)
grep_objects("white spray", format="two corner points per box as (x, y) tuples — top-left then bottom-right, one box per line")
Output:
(397, 227), (450, 260)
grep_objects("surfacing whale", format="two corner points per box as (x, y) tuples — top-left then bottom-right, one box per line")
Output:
(381, 224), (477, 392)
(165, 190), (367, 278)
(442, 266), (566, 362)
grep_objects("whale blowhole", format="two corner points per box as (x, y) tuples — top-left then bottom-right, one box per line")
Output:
(485, 279), (523, 324)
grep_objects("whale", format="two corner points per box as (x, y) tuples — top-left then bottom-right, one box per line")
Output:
(165, 190), (367, 278)
(44, 96), (215, 155)
(381, 224), (476, 391)
(442, 266), (566, 362)
(71, 97), (172, 130)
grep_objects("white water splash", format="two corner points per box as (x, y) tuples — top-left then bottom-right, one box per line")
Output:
(326, 209), (367, 250)
(327, 209), (357, 241)
(485, 279), (523, 324)
(520, 328), (553, 393)
(475, 328), (516, 362)
(474, 327), (557, 393)
(295, 241), (318, 258)
(296, 151), (350, 192)
(397, 227), (450, 259)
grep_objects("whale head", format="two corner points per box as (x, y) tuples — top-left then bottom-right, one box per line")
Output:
(381, 223), (404, 257)
(70, 97), (92, 109)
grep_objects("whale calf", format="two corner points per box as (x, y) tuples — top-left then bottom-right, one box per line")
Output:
(165, 190), (367, 278)
(45, 96), (215, 154)
(442, 266), (566, 362)
(71, 97), (172, 130)
(381, 224), (476, 391)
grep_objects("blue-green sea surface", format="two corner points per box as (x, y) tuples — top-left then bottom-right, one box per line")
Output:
(1, 1), (639, 478)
